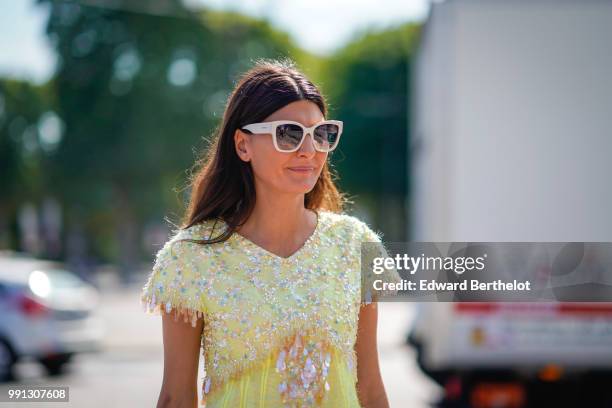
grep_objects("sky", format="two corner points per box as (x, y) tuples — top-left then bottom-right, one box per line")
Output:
(0, 0), (429, 84)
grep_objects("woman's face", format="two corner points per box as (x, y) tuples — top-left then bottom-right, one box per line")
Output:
(235, 100), (328, 195)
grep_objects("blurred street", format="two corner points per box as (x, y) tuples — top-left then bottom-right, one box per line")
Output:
(0, 277), (441, 407)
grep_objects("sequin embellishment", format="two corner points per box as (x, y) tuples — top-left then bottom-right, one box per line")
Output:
(275, 329), (333, 407)
(140, 210), (402, 407)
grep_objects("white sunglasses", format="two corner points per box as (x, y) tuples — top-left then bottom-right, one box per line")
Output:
(240, 119), (343, 153)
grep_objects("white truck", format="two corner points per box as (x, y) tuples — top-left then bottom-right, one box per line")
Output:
(409, 1), (612, 406)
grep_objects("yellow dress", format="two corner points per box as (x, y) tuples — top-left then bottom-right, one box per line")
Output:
(140, 209), (398, 407)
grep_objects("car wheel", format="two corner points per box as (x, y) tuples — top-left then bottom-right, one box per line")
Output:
(40, 353), (72, 377)
(0, 339), (16, 382)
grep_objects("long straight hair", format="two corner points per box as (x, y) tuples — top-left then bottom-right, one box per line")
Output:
(179, 58), (347, 245)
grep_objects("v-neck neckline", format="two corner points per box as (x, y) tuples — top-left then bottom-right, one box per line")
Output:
(231, 209), (322, 261)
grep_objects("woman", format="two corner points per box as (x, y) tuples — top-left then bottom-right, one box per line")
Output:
(141, 58), (398, 407)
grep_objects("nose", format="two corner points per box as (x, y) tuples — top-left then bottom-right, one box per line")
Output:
(297, 132), (316, 156)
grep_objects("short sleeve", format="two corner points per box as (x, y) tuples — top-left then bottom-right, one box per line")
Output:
(140, 234), (206, 327)
(356, 220), (403, 305)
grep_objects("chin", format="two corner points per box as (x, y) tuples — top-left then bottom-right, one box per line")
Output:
(282, 180), (317, 194)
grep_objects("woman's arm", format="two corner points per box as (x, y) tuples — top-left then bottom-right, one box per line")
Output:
(355, 302), (390, 408)
(156, 310), (204, 408)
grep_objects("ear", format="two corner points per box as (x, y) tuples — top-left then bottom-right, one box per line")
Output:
(234, 129), (251, 162)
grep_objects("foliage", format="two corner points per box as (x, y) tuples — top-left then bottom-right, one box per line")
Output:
(1, 1), (421, 262)
(323, 23), (420, 198)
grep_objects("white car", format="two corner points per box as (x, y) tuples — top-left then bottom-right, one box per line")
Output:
(0, 251), (104, 380)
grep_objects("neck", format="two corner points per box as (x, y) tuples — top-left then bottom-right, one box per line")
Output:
(237, 185), (316, 251)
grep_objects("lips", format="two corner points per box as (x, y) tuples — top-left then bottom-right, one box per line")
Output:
(287, 166), (315, 172)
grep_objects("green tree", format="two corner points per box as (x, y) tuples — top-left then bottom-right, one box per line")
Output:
(38, 0), (314, 276)
(0, 79), (53, 249)
(322, 23), (421, 239)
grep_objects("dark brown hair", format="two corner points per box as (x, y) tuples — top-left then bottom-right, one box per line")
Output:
(179, 58), (347, 245)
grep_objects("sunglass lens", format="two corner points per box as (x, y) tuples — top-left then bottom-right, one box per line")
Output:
(314, 124), (340, 151)
(276, 124), (303, 151)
